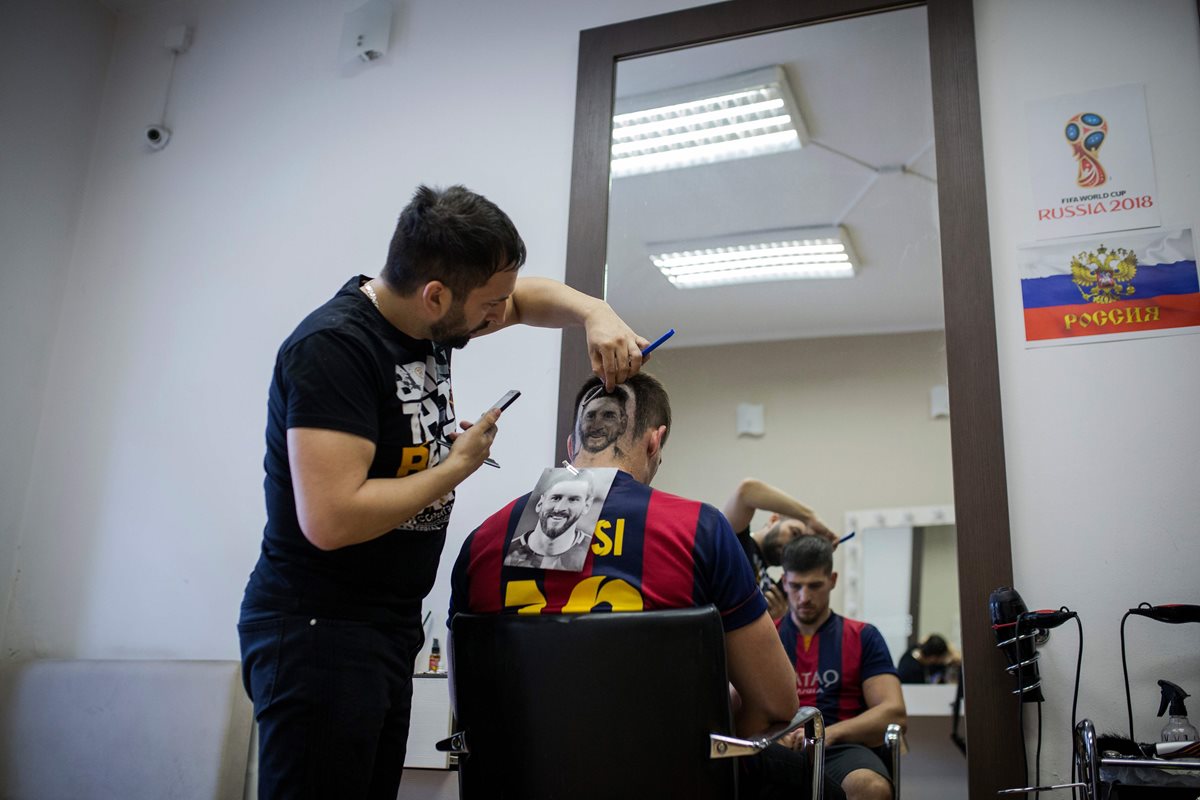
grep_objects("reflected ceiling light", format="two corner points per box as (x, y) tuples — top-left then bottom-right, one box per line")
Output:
(649, 227), (857, 289)
(611, 66), (808, 178)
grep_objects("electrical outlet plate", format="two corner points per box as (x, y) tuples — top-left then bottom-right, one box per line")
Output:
(736, 403), (765, 437)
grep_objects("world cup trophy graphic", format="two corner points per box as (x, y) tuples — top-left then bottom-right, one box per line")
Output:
(1064, 112), (1108, 188)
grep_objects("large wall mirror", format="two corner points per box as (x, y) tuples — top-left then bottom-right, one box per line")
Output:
(556, 1), (1020, 797)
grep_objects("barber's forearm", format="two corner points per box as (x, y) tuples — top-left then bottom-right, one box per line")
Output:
(739, 478), (817, 522)
(297, 459), (472, 551)
(824, 702), (906, 747)
(509, 277), (607, 329)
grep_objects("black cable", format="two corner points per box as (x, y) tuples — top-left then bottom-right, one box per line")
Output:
(1070, 614), (1083, 800)
(1035, 700), (1043, 800)
(1016, 615), (1030, 789)
(949, 677), (967, 755)
(1015, 605), (1082, 798)
(1121, 609), (1135, 740)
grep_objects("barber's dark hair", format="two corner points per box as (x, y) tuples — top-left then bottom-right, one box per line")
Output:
(781, 535), (834, 575)
(760, 520), (796, 566)
(573, 373), (672, 444)
(919, 634), (949, 659)
(382, 184), (527, 299)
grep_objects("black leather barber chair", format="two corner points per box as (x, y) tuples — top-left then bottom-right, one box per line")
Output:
(437, 607), (826, 800)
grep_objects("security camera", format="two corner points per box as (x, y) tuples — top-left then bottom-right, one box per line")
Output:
(144, 124), (171, 151)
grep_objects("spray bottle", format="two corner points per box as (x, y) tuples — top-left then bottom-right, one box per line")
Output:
(1157, 680), (1198, 743)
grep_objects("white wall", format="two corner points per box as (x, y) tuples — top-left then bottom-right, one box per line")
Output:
(647, 332), (955, 614)
(0, 0), (705, 663)
(4, 0), (1198, 795)
(0, 0), (115, 650)
(976, 0), (1200, 783)
(0, 0), (704, 795)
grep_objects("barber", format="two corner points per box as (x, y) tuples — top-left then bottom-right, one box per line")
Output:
(238, 184), (648, 800)
(723, 477), (837, 620)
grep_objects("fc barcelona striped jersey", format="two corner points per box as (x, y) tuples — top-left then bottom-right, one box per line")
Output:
(448, 471), (766, 632)
(776, 611), (897, 725)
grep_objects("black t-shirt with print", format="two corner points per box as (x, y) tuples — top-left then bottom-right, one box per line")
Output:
(243, 276), (456, 624)
(736, 526), (774, 594)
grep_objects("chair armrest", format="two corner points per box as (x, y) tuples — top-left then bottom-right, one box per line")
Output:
(710, 707), (826, 800)
(883, 722), (902, 799)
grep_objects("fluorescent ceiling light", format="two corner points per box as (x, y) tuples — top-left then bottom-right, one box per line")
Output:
(649, 227), (858, 289)
(611, 66), (808, 178)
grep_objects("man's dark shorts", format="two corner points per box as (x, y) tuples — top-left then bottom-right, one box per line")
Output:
(824, 742), (892, 787)
(739, 744), (848, 800)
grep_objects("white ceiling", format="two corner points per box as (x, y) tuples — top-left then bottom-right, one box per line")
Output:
(93, 3), (942, 348)
(606, 7), (944, 348)
(95, 0), (167, 12)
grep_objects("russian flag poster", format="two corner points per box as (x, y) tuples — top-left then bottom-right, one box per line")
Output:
(1018, 228), (1199, 348)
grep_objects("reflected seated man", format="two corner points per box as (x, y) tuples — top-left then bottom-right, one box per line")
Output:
(897, 634), (961, 685)
(771, 536), (908, 800)
(448, 373), (842, 799)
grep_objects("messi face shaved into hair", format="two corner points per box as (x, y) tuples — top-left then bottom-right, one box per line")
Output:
(573, 374), (671, 458)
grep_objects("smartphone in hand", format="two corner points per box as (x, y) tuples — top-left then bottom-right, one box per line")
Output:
(492, 390), (521, 411)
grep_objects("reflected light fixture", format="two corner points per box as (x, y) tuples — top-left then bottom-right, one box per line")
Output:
(649, 227), (857, 289)
(611, 66), (808, 178)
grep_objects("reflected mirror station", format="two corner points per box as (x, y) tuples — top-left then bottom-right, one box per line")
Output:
(604, 7), (967, 796)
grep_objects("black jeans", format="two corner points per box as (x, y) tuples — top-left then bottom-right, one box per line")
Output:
(238, 610), (424, 800)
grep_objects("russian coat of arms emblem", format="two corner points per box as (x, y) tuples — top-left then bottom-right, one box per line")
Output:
(1070, 244), (1137, 304)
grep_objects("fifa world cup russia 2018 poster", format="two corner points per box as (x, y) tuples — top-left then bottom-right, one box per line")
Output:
(1027, 84), (1160, 239)
(1018, 228), (1200, 348)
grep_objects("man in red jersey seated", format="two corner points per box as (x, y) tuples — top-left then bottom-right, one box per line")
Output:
(448, 374), (841, 798)
(774, 536), (907, 800)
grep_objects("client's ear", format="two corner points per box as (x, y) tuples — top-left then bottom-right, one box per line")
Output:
(646, 425), (667, 459)
(566, 434), (577, 461)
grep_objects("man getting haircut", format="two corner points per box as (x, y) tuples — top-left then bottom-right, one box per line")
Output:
(450, 374), (843, 799)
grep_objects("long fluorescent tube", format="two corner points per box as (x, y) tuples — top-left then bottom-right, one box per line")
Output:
(649, 227), (858, 289)
(612, 66), (808, 178)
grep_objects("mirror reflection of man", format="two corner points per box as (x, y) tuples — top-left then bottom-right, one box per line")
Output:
(505, 470), (595, 571)
(775, 536), (906, 800)
(897, 634), (961, 684)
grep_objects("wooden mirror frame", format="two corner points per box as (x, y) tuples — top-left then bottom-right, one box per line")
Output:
(555, 1), (1018, 795)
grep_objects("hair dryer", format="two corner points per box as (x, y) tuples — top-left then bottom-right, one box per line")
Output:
(989, 586), (1044, 702)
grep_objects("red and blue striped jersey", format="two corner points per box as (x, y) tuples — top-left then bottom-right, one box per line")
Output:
(776, 611), (897, 724)
(449, 471), (766, 632)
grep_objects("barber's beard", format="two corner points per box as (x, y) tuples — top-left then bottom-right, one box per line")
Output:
(430, 304), (487, 350)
